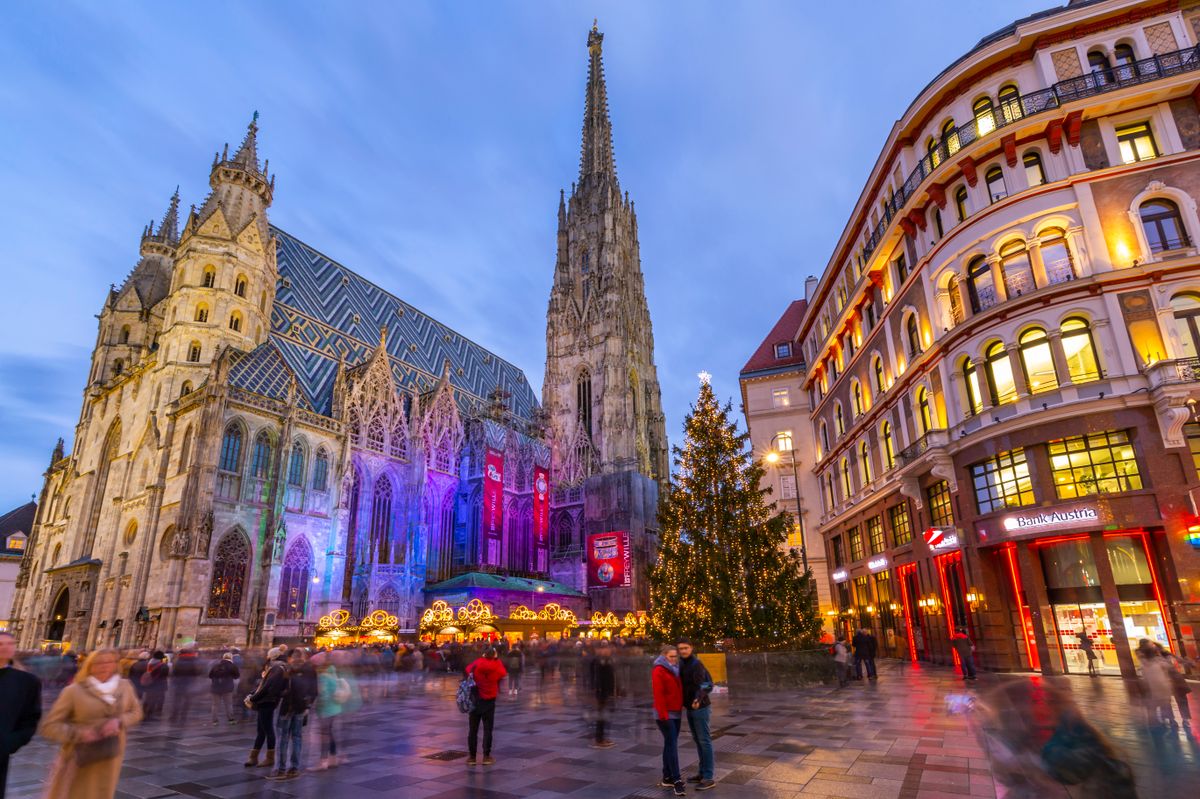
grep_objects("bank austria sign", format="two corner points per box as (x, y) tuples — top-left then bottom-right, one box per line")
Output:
(1002, 505), (1098, 533)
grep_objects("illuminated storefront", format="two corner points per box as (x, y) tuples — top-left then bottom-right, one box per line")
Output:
(314, 608), (401, 648)
(419, 599), (581, 642)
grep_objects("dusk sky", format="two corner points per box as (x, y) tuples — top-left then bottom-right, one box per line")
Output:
(0, 1), (1053, 510)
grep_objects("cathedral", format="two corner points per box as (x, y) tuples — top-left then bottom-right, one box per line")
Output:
(8, 24), (668, 650)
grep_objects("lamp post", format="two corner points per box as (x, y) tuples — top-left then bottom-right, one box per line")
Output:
(766, 435), (809, 572)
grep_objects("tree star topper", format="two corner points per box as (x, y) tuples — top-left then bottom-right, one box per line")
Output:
(698, 370), (712, 385)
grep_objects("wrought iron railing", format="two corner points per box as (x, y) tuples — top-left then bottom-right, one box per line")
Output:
(1044, 256), (1076, 286)
(896, 432), (935, 467)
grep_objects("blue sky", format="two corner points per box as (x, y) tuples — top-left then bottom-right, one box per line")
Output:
(0, 1), (1053, 509)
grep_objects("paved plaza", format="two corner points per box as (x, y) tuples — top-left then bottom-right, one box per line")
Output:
(6, 662), (1199, 799)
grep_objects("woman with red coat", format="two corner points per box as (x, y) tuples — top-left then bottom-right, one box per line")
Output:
(464, 647), (507, 766)
(652, 645), (685, 796)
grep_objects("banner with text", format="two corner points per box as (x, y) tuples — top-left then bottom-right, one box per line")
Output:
(587, 531), (631, 589)
(483, 449), (504, 565)
(533, 465), (550, 572)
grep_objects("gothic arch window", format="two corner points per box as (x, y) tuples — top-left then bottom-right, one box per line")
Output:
(195, 304), (209, 323)
(207, 530), (250, 619)
(259, 290), (268, 312)
(187, 341), (201, 362)
(576, 369), (593, 439)
(377, 584), (401, 616)
(84, 419), (121, 551)
(202, 266), (216, 288)
(229, 311), (243, 333)
(287, 441), (305, 486)
(178, 425), (193, 474)
(367, 415), (386, 452)
(235, 275), (248, 297)
(112, 359), (124, 376)
(250, 431), (272, 478)
(52, 543), (62, 566)
(312, 448), (329, 491)
(276, 537), (313, 621)
(47, 587), (69, 641)
(119, 325), (130, 344)
(553, 513), (574, 551)
(389, 418), (407, 459)
(371, 476), (394, 564)
(219, 424), (243, 472)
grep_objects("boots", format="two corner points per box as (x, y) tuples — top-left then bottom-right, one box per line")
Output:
(243, 749), (260, 767)
(261, 749), (275, 768)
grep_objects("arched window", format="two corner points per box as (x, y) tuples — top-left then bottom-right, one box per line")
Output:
(872, 356), (885, 394)
(1140, 199), (1190, 253)
(389, 417), (407, 459)
(985, 341), (1018, 405)
(859, 441), (872, 484)
(312, 449), (329, 491)
(259, 290), (268, 312)
(119, 325), (130, 344)
(916, 386), (933, 433)
(840, 458), (852, 500)
(112, 359), (124, 376)
(1019, 328), (1058, 393)
(1171, 292), (1200, 358)
(985, 166), (1008, 203)
(967, 256), (995, 312)
(955, 185), (969, 222)
(207, 531), (249, 618)
(371, 477), (394, 564)
(235, 275), (248, 297)
(932, 208), (944, 239)
(998, 83), (1021, 123)
(1023, 152), (1045, 187)
(942, 119), (960, 156)
(180, 381), (193, 397)
(1061, 318), (1100, 383)
(251, 431), (272, 478)
(963, 358), (983, 415)
(852, 381), (864, 417)
(1113, 43), (1136, 78)
(367, 415), (386, 452)
(906, 314), (922, 358)
(1000, 240), (1035, 297)
(219, 424), (243, 472)
(973, 97), (996, 136)
(947, 276), (964, 326)
(229, 312), (243, 333)
(377, 584), (401, 617)
(882, 421), (895, 469)
(1088, 50), (1112, 84)
(194, 304), (209, 323)
(819, 422), (830, 457)
(348, 408), (363, 447)
(576, 369), (593, 438)
(276, 537), (313, 621)
(287, 442), (305, 486)
(834, 403), (845, 437)
(202, 266), (216, 288)
(187, 341), (201, 362)
(1040, 227), (1075, 284)
(178, 425), (193, 474)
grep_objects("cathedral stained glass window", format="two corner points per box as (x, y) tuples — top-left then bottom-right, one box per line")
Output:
(372, 477), (394, 563)
(207, 531), (249, 619)
(251, 432), (272, 478)
(312, 449), (329, 491)
(218, 425), (242, 472)
(276, 537), (312, 621)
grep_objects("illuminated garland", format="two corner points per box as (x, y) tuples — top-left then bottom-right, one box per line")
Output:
(360, 609), (399, 630)
(509, 603), (578, 625)
(420, 600), (456, 633)
(317, 609), (352, 631)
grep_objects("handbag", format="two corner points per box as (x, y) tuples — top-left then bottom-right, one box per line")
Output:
(74, 734), (120, 767)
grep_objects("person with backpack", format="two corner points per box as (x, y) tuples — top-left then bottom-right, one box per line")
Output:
(589, 641), (617, 748)
(208, 652), (240, 725)
(652, 645), (685, 797)
(463, 647), (507, 766)
(503, 644), (525, 695)
(243, 648), (287, 769)
(268, 649), (318, 780)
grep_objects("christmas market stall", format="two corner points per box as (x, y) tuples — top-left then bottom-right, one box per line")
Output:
(313, 608), (402, 648)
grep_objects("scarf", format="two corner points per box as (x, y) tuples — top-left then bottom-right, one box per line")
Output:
(87, 674), (122, 705)
(652, 654), (679, 678)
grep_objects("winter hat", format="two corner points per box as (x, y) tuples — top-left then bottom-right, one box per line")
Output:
(222, 652), (234, 662)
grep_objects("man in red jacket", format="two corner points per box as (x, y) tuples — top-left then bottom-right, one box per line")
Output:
(465, 647), (507, 765)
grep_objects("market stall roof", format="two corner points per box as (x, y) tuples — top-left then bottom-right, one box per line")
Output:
(424, 572), (586, 597)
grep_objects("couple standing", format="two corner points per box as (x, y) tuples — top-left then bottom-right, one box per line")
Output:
(652, 640), (716, 795)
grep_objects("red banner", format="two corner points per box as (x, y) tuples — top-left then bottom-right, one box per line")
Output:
(587, 531), (631, 589)
(533, 465), (550, 572)
(483, 449), (504, 565)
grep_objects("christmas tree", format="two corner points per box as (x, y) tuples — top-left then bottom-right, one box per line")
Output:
(649, 373), (821, 646)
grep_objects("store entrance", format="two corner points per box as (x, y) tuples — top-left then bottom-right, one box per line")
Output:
(1050, 601), (1169, 675)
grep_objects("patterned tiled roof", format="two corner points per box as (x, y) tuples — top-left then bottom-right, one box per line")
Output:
(247, 228), (538, 419)
(227, 341), (313, 410)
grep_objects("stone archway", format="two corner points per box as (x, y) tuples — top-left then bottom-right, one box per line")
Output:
(46, 587), (70, 642)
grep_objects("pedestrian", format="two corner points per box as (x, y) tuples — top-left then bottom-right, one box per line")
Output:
(652, 645), (685, 797)
(1076, 630), (1097, 677)
(852, 627), (878, 681)
(832, 634), (852, 688)
(269, 649), (317, 780)
(589, 642), (616, 748)
(0, 631), (42, 799)
(503, 643), (524, 695)
(208, 653), (240, 725)
(243, 647), (287, 769)
(1157, 644), (1193, 734)
(39, 648), (143, 799)
(676, 639), (715, 791)
(140, 651), (170, 720)
(1137, 638), (1175, 729)
(950, 627), (977, 680)
(169, 645), (202, 723)
(127, 652), (149, 707)
(314, 655), (354, 770)
(464, 646), (507, 767)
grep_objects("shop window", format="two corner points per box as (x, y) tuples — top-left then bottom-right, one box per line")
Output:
(985, 341), (1018, 405)
(1187, 422), (1200, 479)
(874, 570), (896, 631)
(881, 421), (895, 469)
(867, 515), (886, 554)
(830, 535), (845, 568)
(849, 525), (865, 562)
(889, 503), (912, 546)
(1061, 318), (1100, 382)
(1023, 152), (1046, 187)
(1116, 123), (1158, 164)
(926, 480), (954, 526)
(963, 357), (983, 415)
(973, 97), (996, 137)
(955, 186), (969, 222)
(998, 83), (1021, 123)
(985, 166), (1008, 203)
(1140, 199), (1190, 253)
(1040, 228), (1075, 284)
(970, 448), (1035, 514)
(1019, 327), (1058, 393)
(1000, 240), (1036, 298)
(1047, 430), (1142, 499)
(967, 256), (996, 312)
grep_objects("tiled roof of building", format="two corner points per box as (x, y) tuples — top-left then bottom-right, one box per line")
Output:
(0, 501), (35, 556)
(740, 300), (808, 377)
(424, 572), (586, 597)
(232, 228), (538, 419)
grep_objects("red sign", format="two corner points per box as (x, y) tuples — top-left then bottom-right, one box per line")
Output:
(587, 531), (631, 589)
(533, 465), (550, 572)
(483, 449), (504, 565)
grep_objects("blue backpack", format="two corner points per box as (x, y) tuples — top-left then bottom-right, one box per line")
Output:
(456, 673), (478, 714)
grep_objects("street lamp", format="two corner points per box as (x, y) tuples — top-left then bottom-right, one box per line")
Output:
(765, 434), (809, 572)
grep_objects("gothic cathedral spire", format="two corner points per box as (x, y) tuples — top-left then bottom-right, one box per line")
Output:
(544, 24), (669, 493)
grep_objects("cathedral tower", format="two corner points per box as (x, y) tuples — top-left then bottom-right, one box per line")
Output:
(543, 23), (668, 494)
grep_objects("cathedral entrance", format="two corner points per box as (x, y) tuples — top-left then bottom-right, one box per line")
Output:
(45, 588), (70, 647)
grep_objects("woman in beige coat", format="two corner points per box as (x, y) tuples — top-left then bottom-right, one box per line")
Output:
(39, 648), (143, 799)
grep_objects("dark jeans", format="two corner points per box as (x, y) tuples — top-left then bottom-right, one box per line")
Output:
(594, 698), (610, 742)
(656, 717), (682, 783)
(854, 656), (876, 679)
(253, 704), (277, 750)
(467, 698), (496, 758)
(276, 713), (304, 770)
(958, 652), (977, 679)
(686, 705), (714, 780)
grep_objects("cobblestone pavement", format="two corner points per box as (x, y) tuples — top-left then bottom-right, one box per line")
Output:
(7, 661), (1198, 798)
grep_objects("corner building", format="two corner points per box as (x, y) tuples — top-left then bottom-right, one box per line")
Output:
(800, 0), (1200, 677)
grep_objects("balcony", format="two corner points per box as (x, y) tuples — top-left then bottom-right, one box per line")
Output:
(859, 44), (1200, 263)
(896, 430), (948, 468)
(1145, 356), (1200, 388)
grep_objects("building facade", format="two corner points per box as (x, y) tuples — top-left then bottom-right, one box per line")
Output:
(0, 502), (34, 631)
(738, 300), (834, 622)
(797, 0), (1200, 676)
(9, 24), (664, 651)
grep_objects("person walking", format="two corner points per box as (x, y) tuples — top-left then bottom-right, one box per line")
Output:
(244, 648), (287, 769)
(269, 649), (317, 780)
(677, 639), (715, 791)
(503, 644), (524, 696)
(140, 651), (170, 721)
(0, 631), (42, 799)
(833, 634), (852, 688)
(589, 642), (617, 748)
(1157, 644), (1193, 734)
(652, 645), (685, 797)
(169, 645), (201, 723)
(1076, 630), (1097, 677)
(852, 627), (878, 681)
(208, 653), (240, 725)
(950, 628), (977, 681)
(464, 647), (507, 766)
(126, 652), (149, 709)
(1137, 639), (1175, 729)
(39, 648), (143, 799)
(314, 656), (355, 770)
